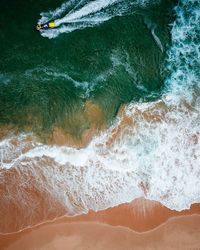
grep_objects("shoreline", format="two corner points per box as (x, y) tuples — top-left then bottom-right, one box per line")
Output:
(1, 216), (200, 250)
(1, 198), (200, 249)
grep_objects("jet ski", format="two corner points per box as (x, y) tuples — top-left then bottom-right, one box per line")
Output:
(36, 21), (56, 31)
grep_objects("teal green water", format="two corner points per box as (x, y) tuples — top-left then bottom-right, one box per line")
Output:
(0, 0), (176, 138)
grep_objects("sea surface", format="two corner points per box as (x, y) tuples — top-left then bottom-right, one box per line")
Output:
(0, 0), (200, 233)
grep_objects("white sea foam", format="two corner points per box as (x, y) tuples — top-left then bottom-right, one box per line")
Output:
(1, 0), (200, 217)
(39, 0), (160, 38)
(163, 0), (200, 104)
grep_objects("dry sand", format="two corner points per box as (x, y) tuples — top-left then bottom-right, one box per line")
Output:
(1, 101), (200, 249)
(1, 198), (200, 250)
(1, 215), (200, 250)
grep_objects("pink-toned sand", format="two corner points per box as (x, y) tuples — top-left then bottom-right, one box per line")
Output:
(1, 100), (200, 249)
(1, 215), (200, 250)
(1, 198), (200, 250)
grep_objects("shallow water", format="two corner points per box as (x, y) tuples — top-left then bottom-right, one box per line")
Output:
(0, 0), (200, 235)
(0, 0), (173, 135)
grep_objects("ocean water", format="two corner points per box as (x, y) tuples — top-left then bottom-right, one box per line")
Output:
(0, 0), (200, 233)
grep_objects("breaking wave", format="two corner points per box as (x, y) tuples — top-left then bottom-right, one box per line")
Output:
(1, 0), (200, 233)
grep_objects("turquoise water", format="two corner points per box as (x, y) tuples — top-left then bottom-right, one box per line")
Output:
(0, 0), (176, 137)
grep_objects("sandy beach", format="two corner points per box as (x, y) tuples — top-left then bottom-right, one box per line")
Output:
(1, 0), (200, 249)
(1, 198), (200, 249)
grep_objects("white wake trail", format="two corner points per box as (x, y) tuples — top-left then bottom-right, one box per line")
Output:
(27, 0), (200, 212)
(39, 0), (158, 38)
(2, 1), (199, 233)
(55, 0), (119, 25)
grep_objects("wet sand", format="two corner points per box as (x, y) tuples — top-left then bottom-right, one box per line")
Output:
(1, 198), (200, 249)
(1, 101), (200, 248)
(57, 198), (200, 232)
(1, 215), (200, 250)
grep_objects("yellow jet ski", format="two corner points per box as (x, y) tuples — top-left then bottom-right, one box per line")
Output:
(36, 21), (56, 31)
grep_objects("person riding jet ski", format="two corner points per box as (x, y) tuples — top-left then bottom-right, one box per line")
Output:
(36, 21), (56, 31)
